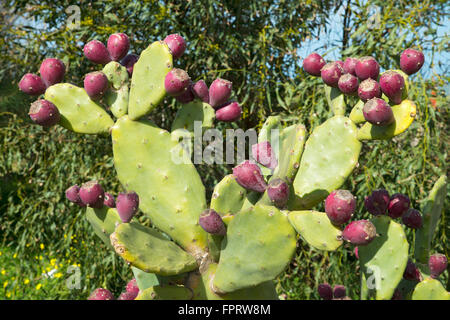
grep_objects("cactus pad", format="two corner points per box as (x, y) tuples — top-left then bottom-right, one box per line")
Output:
(128, 41), (173, 120)
(210, 174), (247, 221)
(110, 222), (198, 276)
(131, 267), (160, 290)
(411, 278), (450, 300)
(288, 210), (343, 251)
(85, 206), (122, 249)
(171, 101), (215, 133)
(102, 61), (129, 118)
(44, 83), (114, 134)
(349, 100), (366, 124)
(324, 85), (346, 116)
(258, 116), (282, 176)
(136, 285), (193, 300)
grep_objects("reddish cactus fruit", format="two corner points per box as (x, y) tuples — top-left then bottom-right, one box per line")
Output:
(175, 84), (195, 104)
(357, 78), (382, 102)
(209, 78), (233, 108)
(321, 62), (344, 88)
(164, 68), (191, 96)
(335, 60), (344, 69)
(39, 58), (66, 87)
(126, 278), (140, 296)
(232, 160), (267, 193)
(116, 192), (139, 223)
(267, 178), (289, 208)
(117, 291), (136, 300)
(379, 71), (405, 105)
(387, 193), (410, 219)
(164, 34), (187, 59)
(251, 141), (278, 170)
(400, 48), (424, 75)
(79, 181), (105, 209)
(199, 209), (226, 236)
(403, 260), (422, 282)
(355, 56), (380, 80)
(84, 71), (109, 100)
(83, 40), (112, 65)
(88, 288), (115, 300)
(391, 289), (403, 300)
(107, 33), (130, 61)
(19, 73), (46, 96)
(65, 184), (85, 207)
(428, 254), (448, 279)
(343, 57), (359, 75)
(215, 101), (242, 122)
(342, 220), (377, 246)
(120, 53), (139, 76)
(338, 73), (359, 95)
(192, 80), (210, 103)
(364, 189), (390, 216)
(402, 208), (423, 229)
(354, 247), (359, 259)
(103, 193), (116, 208)
(363, 98), (394, 126)
(324, 190), (356, 225)
(318, 283), (333, 300)
(333, 285), (346, 298)
(28, 99), (60, 127)
(303, 53), (326, 76)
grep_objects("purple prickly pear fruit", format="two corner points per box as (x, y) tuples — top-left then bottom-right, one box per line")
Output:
(251, 141), (278, 170)
(317, 283), (333, 300)
(120, 53), (139, 76)
(302, 53), (326, 77)
(164, 68), (191, 96)
(355, 56), (380, 80)
(103, 192), (115, 208)
(428, 254), (448, 279)
(364, 189), (390, 216)
(192, 80), (209, 103)
(215, 101), (242, 122)
(209, 78), (232, 108)
(107, 33), (130, 61)
(175, 83), (195, 104)
(88, 288), (115, 300)
(116, 192), (139, 223)
(335, 60), (344, 69)
(354, 247), (359, 259)
(117, 291), (136, 300)
(363, 98), (394, 126)
(333, 285), (346, 299)
(403, 260), (422, 282)
(267, 178), (289, 208)
(84, 71), (109, 100)
(338, 73), (359, 95)
(357, 78), (382, 102)
(126, 278), (139, 296)
(39, 58), (65, 87)
(391, 289), (402, 300)
(232, 160), (267, 193)
(199, 209), (226, 236)
(324, 190), (356, 225)
(387, 193), (410, 219)
(28, 99), (60, 127)
(400, 48), (424, 75)
(342, 220), (377, 246)
(79, 181), (105, 209)
(402, 208), (422, 229)
(65, 184), (86, 207)
(83, 40), (112, 65)
(18, 73), (46, 96)
(321, 62), (344, 88)
(343, 57), (359, 75)
(379, 71), (405, 105)
(163, 34), (187, 59)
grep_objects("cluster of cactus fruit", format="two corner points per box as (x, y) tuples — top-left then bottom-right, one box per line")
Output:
(19, 29), (448, 300)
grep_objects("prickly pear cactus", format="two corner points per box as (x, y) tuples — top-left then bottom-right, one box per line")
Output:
(22, 33), (447, 300)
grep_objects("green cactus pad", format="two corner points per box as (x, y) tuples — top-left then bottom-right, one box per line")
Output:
(358, 216), (409, 300)
(210, 174), (247, 220)
(258, 116), (282, 176)
(207, 234), (223, 262)
(102, 61), (129, 118)
(357, 99), (416, 140)
(85, 206), (122, 249)
(349, 100), (366, 124)
(324, 85), (346, 116)
(131, 267), (160, 291)
(135, 285), (193, 300)
(110, 222), (198, 276)
(171, 101), (215, 133)
(44, 83), (114, 134)
(128, 41), (173, 120)
(213, 204), (296, 293)
(415, 175), (447, 264)
(112, 116), (208, 256)
(411, 278), (450, 300)
(287, 210), (343, 251)
(290, 116), (361, 209)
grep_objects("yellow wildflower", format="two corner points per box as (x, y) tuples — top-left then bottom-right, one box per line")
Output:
(36, 283), (42, 290)
(3, 281), (8, 288)
(6, 292), (11, 298)
(24, 279), (30, 284)
(13, 253), (17, 259)
(54, 273), (63, 278)
(40, 244), (44, 250)
(1, 269), (5, 275)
